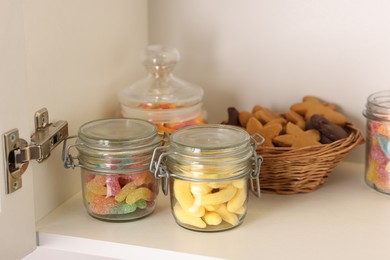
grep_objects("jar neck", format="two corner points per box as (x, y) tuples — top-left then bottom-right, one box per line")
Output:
(165, 142), (254, 179)
(364, 90), (390, 121)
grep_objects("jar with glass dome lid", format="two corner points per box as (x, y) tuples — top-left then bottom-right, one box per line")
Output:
(118, 45), (206, 136)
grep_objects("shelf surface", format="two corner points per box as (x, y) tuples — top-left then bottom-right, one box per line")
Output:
(35, 162), (390, 259)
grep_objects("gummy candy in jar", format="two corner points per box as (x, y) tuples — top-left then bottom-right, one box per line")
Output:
(363, 90), (390, 194)
(118, 45), (206, 136)
(151, 124), (263, 232)
(63, 118), (162, 221)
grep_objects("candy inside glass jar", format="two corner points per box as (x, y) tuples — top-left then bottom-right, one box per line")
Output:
(363, 90), (390, 194)
(63, 118), (161, 221)
(118, 45), (206, 135)
(151, 124), (262, 232)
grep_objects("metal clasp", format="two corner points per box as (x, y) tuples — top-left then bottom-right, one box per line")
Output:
(61, 136), (81, 169)
(2, 108), (68, 194)
(150, 146), (173, 195)
(250, 133), (264, 197)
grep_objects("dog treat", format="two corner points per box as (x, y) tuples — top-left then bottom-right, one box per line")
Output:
(310, 114), (348, 142)
(273, 122), (321, 148)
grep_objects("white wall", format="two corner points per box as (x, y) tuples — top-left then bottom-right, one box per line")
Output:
(148, 0), (390, 162)
(22, 0), (148, 220)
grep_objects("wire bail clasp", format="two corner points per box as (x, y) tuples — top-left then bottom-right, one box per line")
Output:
(250, 133), (264, 197)
(150, 146), (174, 195)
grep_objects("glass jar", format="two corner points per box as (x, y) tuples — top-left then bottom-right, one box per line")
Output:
(63, 118), (162, 221)
(151, 124), (263, 231)
(118, 45), (206, 136)
(363, 90), (390, 194)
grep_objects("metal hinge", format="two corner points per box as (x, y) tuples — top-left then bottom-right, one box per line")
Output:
(2, 108), (68, 194)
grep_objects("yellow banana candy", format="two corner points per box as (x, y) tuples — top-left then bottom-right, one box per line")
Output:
(191, 182), (213, 196)
(174, 202), (207, 229)
(207, 181), (230, 189)
(174, 180), (205, 217)
(203, 211), (222, 226)
(232, 206), (246, 215)
(189, 182), (210, 215)
(204, 204), (222, 211)
(200, 184), (237, 206)
(215, 203), (239, 226)
(187, 204), (206, 217)
(174, 179), (194, 210)
(232, 179), (246, 189)
(227, 187), (247, 212)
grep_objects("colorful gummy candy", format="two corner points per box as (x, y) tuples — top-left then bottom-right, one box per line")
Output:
(366, 120), (390, 193)
(138, 102), (205, 134)
(156, 115), (204, 134)
(83, 170), (156, 218)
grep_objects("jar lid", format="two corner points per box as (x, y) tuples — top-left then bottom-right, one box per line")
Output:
(118, 45), (204, 109)
(78, 118), (159, 149)
(169, 124), (251, 157)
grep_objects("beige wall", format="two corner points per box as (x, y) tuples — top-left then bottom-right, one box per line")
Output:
(148, 0), (390, 162)
(22, 0), (148, 220)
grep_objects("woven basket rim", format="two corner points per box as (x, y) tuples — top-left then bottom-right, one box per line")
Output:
(256, 122), (364, 157)
(253, 122), (365, 195)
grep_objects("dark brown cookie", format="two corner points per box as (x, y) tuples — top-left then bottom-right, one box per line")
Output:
(310, 114), (348, 142)
(227, 107), (240, 126)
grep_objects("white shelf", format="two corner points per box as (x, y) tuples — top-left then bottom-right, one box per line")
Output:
(34, 162), (390, 260)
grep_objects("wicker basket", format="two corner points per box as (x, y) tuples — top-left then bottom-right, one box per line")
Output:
(254, 123), (364, 195)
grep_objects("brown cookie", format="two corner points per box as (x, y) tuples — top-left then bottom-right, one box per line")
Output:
(252, 105), (263, 114)
(310, 114), (348, 142)
(273, 122), (321, 148)
(302, 96), (336, 109)
(285, 110), (306, 129)
(265, 117), (287, 127)
(246, 117), (282, 147)
(226, 107), (240, 126)
(238, 111), (253, 127)
(290, 98), (346, 126)
(254, 107), (281, 124)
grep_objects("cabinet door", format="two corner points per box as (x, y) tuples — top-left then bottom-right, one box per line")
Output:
(0, 0), (37, 259)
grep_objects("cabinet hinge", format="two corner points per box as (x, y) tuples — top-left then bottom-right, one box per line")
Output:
(2, 108), (68, 194)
